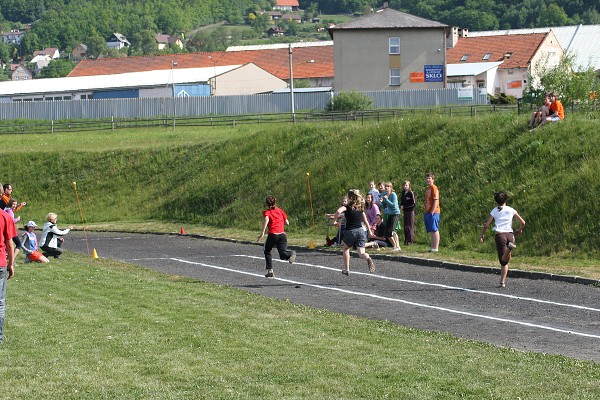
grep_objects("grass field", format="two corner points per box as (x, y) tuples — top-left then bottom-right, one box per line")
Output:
(1, 112), (599, 398)
(1, 255), (598, 399)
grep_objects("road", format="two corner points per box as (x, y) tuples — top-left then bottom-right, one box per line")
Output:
(67, 231), (600, 363)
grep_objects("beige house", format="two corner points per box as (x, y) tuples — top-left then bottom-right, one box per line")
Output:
(210, 63), (288, 96)
(329, 7), (449, 91)
(447, 31), (563, 98)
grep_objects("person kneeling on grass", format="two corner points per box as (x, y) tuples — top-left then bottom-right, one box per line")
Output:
(257, 196), (296, 278)
(21, 221), (50, 264)
(40, 213), (73, 259)
(479, 192), (526, 288)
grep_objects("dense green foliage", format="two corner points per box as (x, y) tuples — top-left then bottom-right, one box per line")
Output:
(302, 0), (600, 30)
(2, 113), (598, 257)
(327, 91), (373, 111)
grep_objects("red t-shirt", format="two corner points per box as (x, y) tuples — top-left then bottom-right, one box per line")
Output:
(263, 207), (288, 234)
(0, 209), (17, 267)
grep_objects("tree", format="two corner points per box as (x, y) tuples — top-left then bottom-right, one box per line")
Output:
(86, 34), (109, 59)
(304, 3), (319, 21)
(537, 3), (572, 27)
(523, 54), (600, 110)
(37, 58), (75, 78)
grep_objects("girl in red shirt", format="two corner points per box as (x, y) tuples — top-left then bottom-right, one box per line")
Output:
(257, 195), (296, 278)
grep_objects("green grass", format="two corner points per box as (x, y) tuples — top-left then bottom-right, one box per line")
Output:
(1, 112), (599, 278)
(1, 255), (598, 399)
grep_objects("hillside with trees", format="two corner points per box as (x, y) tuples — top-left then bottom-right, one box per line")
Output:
(301, 0), (600, 31)
(1, 0), (599, 81)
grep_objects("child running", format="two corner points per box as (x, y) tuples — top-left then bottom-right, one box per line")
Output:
(331, 189), (375, 275)
(257, 195), (296, 278)
(479, 192), (526, 288)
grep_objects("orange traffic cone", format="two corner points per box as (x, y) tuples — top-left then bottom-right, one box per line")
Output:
(180, 226), (186, 235)
(92, 248), (99, 259)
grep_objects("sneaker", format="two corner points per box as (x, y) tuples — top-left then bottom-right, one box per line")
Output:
(373, 242), (379, 249)
(392, 247), (401, 252)
(367, 258), (376, 273)
(265, 270), (275, 278)
(429, 249), (439, 253)
(507, 242), (517, 250)
(341, 269), (349, 276)
(288, 251), (296, 264)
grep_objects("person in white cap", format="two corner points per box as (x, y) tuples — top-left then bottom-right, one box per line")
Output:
(21, 221), (49, 264)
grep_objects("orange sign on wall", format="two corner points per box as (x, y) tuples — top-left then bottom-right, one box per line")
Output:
(507, 80), (523, 89)
(410, 72), (424, 82)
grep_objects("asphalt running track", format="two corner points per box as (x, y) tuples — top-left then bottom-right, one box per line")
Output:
(67, 231), (600, 363)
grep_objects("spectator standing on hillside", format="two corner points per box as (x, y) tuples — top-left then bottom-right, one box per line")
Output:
(379, 182), (401, 251)
(0, 183), (26, 212)
(367, 180), (380, 204)
(40, 212), (73, 259)
(400, 180), (416, 246)
(331, 189), (375, 275)
(0, 208), (17, 343)
(257, 196), (296, 278)
(537, 92), (564, 127)
(21, 221), (50, 264)
(365, 192), (380, 227)
(424, 172), (440, 252)
(479, 192), (526, 288)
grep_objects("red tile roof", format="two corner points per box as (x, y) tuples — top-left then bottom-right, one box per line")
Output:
(68, 46), (333, 80)
(275, 0), (299, 6)
(447, 33), (549, 69)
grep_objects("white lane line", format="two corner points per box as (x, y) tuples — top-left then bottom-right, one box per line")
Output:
(234, 255), (600, 313)
(171, 257), (600, 340)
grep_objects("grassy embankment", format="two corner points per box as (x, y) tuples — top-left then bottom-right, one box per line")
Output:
(1, 112), (599, 278)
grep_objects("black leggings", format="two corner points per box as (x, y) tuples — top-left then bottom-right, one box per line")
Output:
(263, 233), (293, 269)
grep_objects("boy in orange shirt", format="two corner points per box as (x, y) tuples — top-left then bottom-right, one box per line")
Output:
(423, 172), (440, 252)
(537, 92), (564, 127)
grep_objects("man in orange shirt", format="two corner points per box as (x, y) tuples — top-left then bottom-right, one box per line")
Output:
(538, 92), (564, 127)
(424, 172), (440, 252)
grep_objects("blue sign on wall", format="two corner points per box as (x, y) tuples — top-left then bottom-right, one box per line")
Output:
(424, 65), (444, 82)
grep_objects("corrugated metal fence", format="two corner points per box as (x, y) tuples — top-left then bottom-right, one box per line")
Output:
(0, 88), (487, 121)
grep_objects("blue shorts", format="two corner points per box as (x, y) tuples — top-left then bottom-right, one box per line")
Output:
(550, 115), (561, 122)
(343, 227), (367, 248)
(424, 213), (440, 233)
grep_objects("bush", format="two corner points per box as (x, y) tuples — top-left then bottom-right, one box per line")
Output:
(327, 91), (373, 111)
(488, 93), (518, 105)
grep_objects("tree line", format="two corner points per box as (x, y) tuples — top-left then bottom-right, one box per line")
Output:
(301, 0), (600, 31)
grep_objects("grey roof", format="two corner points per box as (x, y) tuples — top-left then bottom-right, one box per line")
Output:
(330, 8), (448, 31)
(469, 24), (600, 71)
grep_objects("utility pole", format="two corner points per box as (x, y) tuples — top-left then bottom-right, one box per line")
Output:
(289, 43), (295, 123)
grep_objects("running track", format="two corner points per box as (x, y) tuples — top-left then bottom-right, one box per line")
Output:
(67, 231), (600, 363)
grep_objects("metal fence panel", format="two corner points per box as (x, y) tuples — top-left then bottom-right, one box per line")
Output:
(0, 88), (487, 121)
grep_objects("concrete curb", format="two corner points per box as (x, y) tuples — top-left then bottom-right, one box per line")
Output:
(84, 229), (600, 287)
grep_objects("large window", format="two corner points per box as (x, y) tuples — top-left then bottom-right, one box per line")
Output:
(390, 69), (401, 86)
(389, 37), (400, 54)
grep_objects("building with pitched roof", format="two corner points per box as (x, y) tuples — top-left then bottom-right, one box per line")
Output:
(68, 42), (334, 88)
(469, 24), (600, 72)
(273, 0), (299, 12)
(328, 7), (449, 91)
(447, 31), (563, 98)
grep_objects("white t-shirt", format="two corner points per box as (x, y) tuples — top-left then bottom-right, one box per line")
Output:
(490, 206), (517, 233)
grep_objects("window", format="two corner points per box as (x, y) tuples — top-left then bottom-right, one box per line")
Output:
(483, 53), (492, 60)
(389, 37), (400, 54)
(389, 69), (401, 86)
(460, 54), (470, 62)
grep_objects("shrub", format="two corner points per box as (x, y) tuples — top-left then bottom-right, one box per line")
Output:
(489, 93), (518, 105)
(327, 91), (373, 111)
